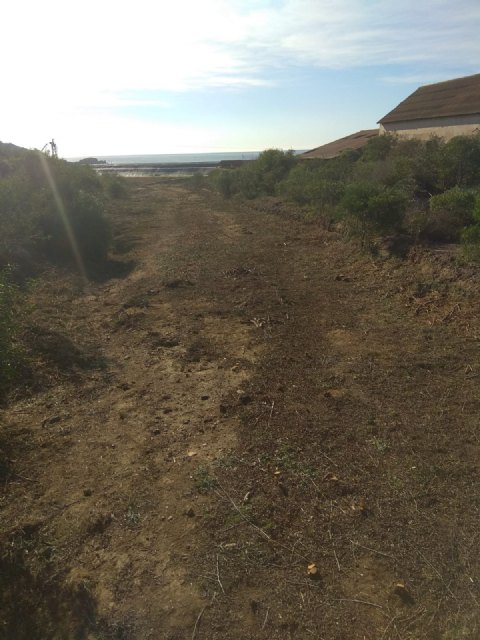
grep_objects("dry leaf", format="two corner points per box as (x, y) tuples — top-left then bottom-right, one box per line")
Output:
(323, 472), (339, 482)
(307, 563), (319, 579)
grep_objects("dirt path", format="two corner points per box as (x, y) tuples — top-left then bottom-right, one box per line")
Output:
(1, 180), (479, 639)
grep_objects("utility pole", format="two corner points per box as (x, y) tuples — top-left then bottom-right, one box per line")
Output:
(41, 139), (58, 157)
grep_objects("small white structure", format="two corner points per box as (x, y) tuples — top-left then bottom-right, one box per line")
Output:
(378, 73), (480, 141)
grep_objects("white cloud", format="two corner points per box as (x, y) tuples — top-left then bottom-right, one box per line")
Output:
(3, 0), (479, 96)
(1, 0), (479, 153)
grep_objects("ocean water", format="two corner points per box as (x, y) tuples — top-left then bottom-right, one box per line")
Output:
(68, 151), (262, 165)
(67, 150), (305, 177)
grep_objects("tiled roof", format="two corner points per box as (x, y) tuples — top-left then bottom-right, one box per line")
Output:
(299, 129), (378, 160)
(379, 73), (480, 124)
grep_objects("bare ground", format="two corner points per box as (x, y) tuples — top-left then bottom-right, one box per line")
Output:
(1, 179), (479, 639)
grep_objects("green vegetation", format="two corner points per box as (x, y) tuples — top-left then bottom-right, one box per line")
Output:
(0, 268), (23, 396)
(211, 148), (296, 199)
(0, 141), (124, 399)
(0, 141), (116, 272)
(461, 195), (480, 261)
(210, 135), (480, 258)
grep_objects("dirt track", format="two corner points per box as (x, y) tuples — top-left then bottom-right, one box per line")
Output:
(1, 179), (479, 639)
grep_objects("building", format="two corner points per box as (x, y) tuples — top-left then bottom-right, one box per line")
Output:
(299, 129), (378, 160)
(378, 73), (480, 141)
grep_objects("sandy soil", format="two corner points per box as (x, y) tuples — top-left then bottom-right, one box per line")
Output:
(1, 179), (479, 639)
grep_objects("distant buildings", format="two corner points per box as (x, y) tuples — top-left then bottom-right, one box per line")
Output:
(300, 72), (480, 160)
(299, 129), (378, 160)
(378, 73), (480, 141)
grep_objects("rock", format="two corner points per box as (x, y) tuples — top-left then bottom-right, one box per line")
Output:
(83, 488), (93, 497)
(184, 507), (195, 517)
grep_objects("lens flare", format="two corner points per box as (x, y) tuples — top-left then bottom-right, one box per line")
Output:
(37, 152), (88, 283)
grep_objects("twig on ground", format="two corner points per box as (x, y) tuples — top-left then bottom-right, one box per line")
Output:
(191, 605), (207, 640)
(334, 598), (384, 610)
(333, 548), (341, 571)
(215, 486), (271, 541)
(14, 473), (35, 483)
(349, 539), (395, 559)
(215, 484), (311, 563)
(216, 554), (225, 594)
(415, 548), (457, 599)
(191, 595), (216, 640)
(267, 400), (275, 428)
(381, 614), (399, 639)
(262, 608), (269, 630)
(321, 451), (337, 467)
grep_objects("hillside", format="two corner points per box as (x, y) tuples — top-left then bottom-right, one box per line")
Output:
(1, 178), (479, 639)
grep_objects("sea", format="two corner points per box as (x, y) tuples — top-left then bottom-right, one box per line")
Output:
(67, 150), (303, 177)
(67, 151), (264, 177)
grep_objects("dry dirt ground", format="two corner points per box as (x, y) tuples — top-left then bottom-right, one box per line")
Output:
(1, 179), (479, 639)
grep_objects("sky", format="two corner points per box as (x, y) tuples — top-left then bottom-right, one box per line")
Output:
(1, 0), (480, 157)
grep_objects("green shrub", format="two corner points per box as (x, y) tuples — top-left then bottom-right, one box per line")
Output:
(211, 169), (236, 198)
(462, 195), (480, 260)
(341, 182), (408, 245)
(102, 174), (128, 199)
(280, 164), (344, 223)
(361, 134), (396, 162)
(252, 149), (296, 195)
(188, 172), (205, 191)
(0, 149), (113, 268)
(0, 268), (22, 397)
(424, 187), (476, 242)
(441, 135), (480, 188)
(212, 149), (296, 199)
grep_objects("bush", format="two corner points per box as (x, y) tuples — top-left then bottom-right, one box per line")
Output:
(102, 174), (128, 199)
(361, 134), (396, 162)
(0, 148), (113, 268)
(209, 134), (480, 255)
(212, 149), (296, 199)
(341, 182), (408, 244)
(441, 135), (480, 189)
(462, 195), (480, 260)
(211, 169), (236, 198)
(0, 268), (22, 397)
(39, 189), (110, 262)
(424, 187), (476, 242)
(189, 172), (205, 191)
(280, 164), (344, 222)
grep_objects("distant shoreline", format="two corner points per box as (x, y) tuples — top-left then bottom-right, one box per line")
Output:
(94, 160), (246, 178)
(68, 150), (304, 177)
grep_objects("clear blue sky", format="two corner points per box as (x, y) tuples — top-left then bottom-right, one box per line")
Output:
(2, 0), (479, 156)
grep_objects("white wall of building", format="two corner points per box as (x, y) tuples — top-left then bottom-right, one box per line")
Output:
(380, 114), (480, 140)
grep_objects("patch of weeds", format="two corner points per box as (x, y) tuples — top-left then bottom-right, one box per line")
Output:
(79, 577), (96, 596)
(274, 444), (297, 470)
(125, 502), (140, 528)
(273, 444), (317, 478)
(387, 472), (405, 491)
(224, 502), (253, 527)
(367, 436), (388, 454)
(214, 453), (244, 470)
(122, 293), (150, 309)
(192, 465), (217, 493)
